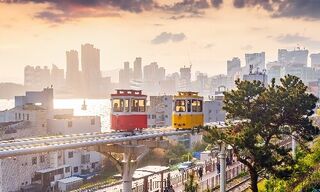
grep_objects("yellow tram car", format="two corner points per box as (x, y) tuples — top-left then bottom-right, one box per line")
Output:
(172, 91), (204, 129)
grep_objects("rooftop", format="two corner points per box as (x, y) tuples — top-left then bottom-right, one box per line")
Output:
(58, 177), (83, 184)
(0, 121), (23, 127)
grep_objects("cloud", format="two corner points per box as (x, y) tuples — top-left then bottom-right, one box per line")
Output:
(167, 12), (204, 20)
(2, 0), (225, 22)
(241, 44), (253, 50)
(211, 0), (223, 8)
(151, 32), (186, 44)
(2, 0), (153, 22)
(204, 43), (215, 49)
(274, 33), (320, 49)
(232, 0), (320, 20)
(3, 0), (320, 22)
(275, 33), (310, 44)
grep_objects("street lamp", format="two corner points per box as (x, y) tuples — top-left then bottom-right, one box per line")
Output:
(217, 140), (226, 192)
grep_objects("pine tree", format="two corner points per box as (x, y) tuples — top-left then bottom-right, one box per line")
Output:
(203, 75), (318, 192)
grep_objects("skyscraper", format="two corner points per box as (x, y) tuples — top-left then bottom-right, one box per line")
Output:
(133, 57), (142, 80)
(24, 65), (50, 90)
(278, 48), (308, 66)
(66, 50), (80, 91)
(81, 44), (101, 96)
(245, 52), (265, 72)
(227, 57), (241, 76)
(311, 53), (320, 69)
(179, 65), (191, 91)
(144, 62), (159, 82)
(50, 64), (65, 89)
(119, 62), (132, 88)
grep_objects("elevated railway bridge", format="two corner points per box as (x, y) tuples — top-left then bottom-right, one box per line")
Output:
(0, 125), (225, 192)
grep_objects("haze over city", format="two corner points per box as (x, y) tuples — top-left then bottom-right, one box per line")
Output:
(2, 1), (320, 192)
(1, 0), (320, 83)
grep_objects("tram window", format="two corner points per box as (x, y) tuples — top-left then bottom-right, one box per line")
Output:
(113, 99), (124, 112)
(139, 99), (146, 112)
(175, 100), (186, 112)
(198, 100), (203, 112)
(131, 99), (146, 112)
(192, 100), (203, 112)
(192, 100), (198, 112)
(187, 100), (191, 112)
(124, 99), (130, 112)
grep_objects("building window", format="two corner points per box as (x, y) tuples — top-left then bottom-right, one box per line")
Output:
(40, 155), (45, 163)
(57, 168), (63, 174)
(68, 151), (73, 158)
(68, 121), (72, 127)
(81, 154), (90, 164)
(65, 167), (70, 173)
(15, 113), (17, 120)
(32, 157), (37, 165)
(26, 114), (30, 121)
(74, 167), (78, 173)
(91, 118), (95, 125)
(19, 113), (21, 120)
(23, 113), (25, 120)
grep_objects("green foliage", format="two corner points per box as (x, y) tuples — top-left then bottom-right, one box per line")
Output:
(203, 75), (319, 192)
(166, 143), (188, 164)
(184, 171), (199, 192)
(182, 152), (193, 162)
(192, 141), (208, 152)
(263, 137), (320, 192)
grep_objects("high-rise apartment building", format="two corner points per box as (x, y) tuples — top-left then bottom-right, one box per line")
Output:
(227, 57), (241, 76)
(311, 53), (320, 69)
(179, 65), (192, 91)
(245, 52), (265, 72)
(119, 62), (132, 88)
(278, 48), (308, 66)
(50, 64), (65, 89)
(133, 57), (142, 80)
(24, 65), (50, 90)
(81, 44), (101, 96)
(66, 50), (80, 91)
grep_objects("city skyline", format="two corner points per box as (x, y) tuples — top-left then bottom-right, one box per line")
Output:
(1, 0), (320, 83)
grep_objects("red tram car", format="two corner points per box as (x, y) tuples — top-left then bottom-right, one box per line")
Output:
(110, 89), (147, 132)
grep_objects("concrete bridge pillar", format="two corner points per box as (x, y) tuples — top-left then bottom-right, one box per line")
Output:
(97, 143), (149, 192)
(96, 138), (169, 192)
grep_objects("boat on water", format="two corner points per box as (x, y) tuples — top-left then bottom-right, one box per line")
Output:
(81, 100), (87, 110)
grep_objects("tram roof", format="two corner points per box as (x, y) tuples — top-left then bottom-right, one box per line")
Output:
(174, 91), (202, 98)
(111, 89), (147, 97)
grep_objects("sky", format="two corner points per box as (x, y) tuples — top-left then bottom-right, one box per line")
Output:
(1, 0), (320, 83)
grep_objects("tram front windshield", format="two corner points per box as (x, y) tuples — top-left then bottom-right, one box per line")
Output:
(112, 99), (124, 112)
(175, 100), (186, 112)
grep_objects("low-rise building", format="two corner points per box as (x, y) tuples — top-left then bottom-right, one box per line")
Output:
(0, 88), (103, 191)
(147, 95), (173, 128)
(204, 94), (226, 123)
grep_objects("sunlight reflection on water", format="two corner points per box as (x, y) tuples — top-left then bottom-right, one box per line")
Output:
(0, 99), (111, 132)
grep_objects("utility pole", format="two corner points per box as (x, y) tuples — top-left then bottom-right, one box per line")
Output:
(218, 141), (226, 192)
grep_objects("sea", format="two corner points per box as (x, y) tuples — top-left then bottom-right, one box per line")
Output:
(0, 99), (111, 132)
